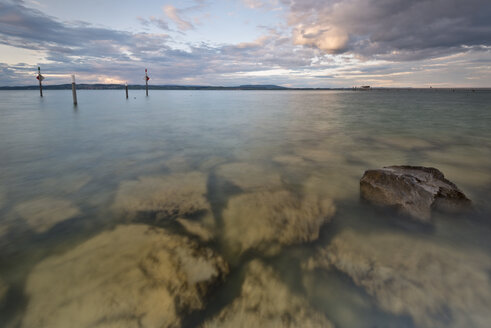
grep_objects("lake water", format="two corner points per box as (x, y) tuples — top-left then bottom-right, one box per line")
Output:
(0, 89), (490, 327)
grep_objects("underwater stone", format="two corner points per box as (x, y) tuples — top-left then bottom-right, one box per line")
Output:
(203, 260), (333, 328)
(313, 229), (491, 328)
(22, 224), (229, 328)
(177, 215), (215, 241)
(112, 171), (211, 221)
(222, 190), (335, 255)
(9, 197), (81, 233)
(0, 186), (6, 210)
(215, 162), (282, 191)
(360, 165), (471, 222)
(0, 277), (7, 307)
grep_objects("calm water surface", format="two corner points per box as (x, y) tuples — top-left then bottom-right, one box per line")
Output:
(1, 90), (490, 327)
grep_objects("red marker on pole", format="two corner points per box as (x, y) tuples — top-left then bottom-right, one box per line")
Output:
(145, 68), (150, 96)
(37, 66), (44, 97)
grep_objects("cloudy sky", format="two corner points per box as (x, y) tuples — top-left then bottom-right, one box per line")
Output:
(0, 0), (490, 87)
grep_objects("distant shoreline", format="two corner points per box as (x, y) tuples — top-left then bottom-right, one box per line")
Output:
(0, 84), (490, 91)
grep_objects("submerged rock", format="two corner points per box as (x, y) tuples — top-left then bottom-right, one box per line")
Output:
(372, 136), (433, 151)
(22, 224), (229, 328)
(304, 169), (361, 202)
(293, 147), (345, 164)
(203, 260), (333, 328)
(113, 172), (211, 221)
(0, 277), (7, 307)
(222, 190), (335, 255)
(215, 162), (282, 191)
(360, 165), (471, 222)
(273, 154), (309, 167)
(177, 215), (215, 242)
(8, 197), (80, 233)
(313, 229), (491, 328)
(40, 173), (92, 194)
(0, 186), (6, 210)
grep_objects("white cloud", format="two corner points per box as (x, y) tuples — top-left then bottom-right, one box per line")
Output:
(163, 5), (194, 31)
(292, 25), (348, 54)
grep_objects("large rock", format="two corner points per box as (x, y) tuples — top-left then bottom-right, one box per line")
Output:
(313, 229), (491, 328)
(112, 172), (211, 221)
(222, 190), (335, 255)
(203, 260), (333, 328)
(22, 224), (229, 328)
(360, 165), (471, 222)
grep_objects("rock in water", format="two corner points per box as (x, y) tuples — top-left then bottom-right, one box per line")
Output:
(313, 229), (491, 328)
(22, 224), (229, 328)
(222, 190), (335, 255)
(7, 197), (81, 233)
(0, 186), (6, 210)
(0, 277), (7, 307)
(203, 260), (333, 328)
(215, 162), (282, 191)
(360, 165), (471, 221)
(112, 172), (211, 221)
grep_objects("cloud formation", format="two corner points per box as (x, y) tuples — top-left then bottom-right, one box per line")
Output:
(0, 0), (489, 87)
(287, 0), (491, 60)
(163, 5), (194, 31)
(0, 0), (314, 85)
(138, 16), (170, 31)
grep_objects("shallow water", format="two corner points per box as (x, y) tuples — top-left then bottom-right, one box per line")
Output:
(1, 89), (490, 327)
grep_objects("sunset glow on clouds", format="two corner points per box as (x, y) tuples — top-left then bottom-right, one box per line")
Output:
(0, 0), (490, 87)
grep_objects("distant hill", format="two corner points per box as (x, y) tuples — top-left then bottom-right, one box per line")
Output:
(1, 84), (488, 91)
(236, 85), (288, 90)
(0, 84), (339, 91)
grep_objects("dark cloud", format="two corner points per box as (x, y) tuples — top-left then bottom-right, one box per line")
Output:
(286, 0), (491, 60)
(0, 1), (130, 50)
(0, 63), (19, 85)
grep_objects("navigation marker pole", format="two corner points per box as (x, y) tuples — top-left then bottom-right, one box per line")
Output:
(145, 69), (150, 96)
(37, 66), (44, 97)
(125, 82), (129, 99)
(71, 74), (78, 106)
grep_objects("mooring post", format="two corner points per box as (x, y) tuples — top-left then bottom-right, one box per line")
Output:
(71, 74), (78, 106)
(125, 82), (129, 99)
(37, 66), (44, 97)
(145, 68), (149, 96)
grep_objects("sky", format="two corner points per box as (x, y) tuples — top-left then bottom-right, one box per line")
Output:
(0, 0), (490, 87)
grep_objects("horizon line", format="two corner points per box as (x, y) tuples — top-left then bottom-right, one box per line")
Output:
(1, 84), (490, 90)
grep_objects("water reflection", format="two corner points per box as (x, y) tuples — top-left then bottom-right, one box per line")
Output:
(0, 90), (490, 327)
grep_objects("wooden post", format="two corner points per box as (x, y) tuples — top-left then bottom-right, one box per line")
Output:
(125, 82), (129, 99)
(37, 66), (44, 97)
(145, 68), (149, 96)
(71, 74), (78, 105)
